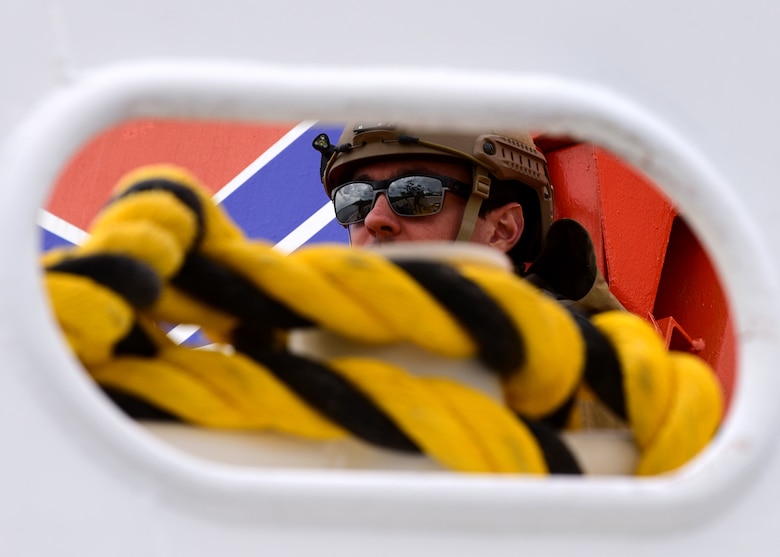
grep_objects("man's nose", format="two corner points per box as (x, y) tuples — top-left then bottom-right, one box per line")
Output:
(363, 193), (402, 238)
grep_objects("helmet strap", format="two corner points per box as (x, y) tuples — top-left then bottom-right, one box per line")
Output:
(456, 166), (491, 241)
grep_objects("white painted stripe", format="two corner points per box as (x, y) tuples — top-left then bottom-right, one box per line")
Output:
(166, 324), (201, 345)
(37, 209), (89, 245)
(212, 120), (318, 204)
(273, 202), (336, 254)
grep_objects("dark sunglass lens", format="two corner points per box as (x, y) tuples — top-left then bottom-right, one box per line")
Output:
(333, 182), (375, 224)
(387, 176), (445, 217)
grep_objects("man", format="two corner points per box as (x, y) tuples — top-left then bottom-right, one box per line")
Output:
(313, 123), (623, 312)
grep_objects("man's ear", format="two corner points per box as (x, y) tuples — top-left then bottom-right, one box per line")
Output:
(483, 202), (524, 253)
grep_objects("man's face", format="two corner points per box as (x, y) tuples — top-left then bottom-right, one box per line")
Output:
(344, 159), (472, 246)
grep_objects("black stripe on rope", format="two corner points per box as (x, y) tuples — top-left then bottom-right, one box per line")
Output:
(47, 254), (161, 308)
(393, 260), (525, 377)
(112, 322), (159, 358)
(537, 395), (577, 430)
(113, 179), (207, 247)
(102, 387), (182, 422)
(519, 416), (583, 474)
(568, 309), (627, 420)
(171, 252), (313, 332)
(232, 321), (420, 453)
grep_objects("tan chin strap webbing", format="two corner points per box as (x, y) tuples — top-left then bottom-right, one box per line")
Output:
(455, 166), (491, 242)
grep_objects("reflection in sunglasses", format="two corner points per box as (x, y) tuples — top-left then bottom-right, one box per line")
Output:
(332, 174), (470, 225)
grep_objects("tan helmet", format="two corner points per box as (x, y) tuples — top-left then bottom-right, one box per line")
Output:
(313, 123), (554, 246)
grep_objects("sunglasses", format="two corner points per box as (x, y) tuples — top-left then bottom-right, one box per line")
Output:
(331, 174), (472, 225)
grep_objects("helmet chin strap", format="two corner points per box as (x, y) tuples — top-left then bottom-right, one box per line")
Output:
(455, 166), (491, 242)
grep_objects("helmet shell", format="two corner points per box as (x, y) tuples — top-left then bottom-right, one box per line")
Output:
(321, 123), (554, 240)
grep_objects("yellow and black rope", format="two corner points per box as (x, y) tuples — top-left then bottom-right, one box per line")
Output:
(42, 164), (724, 476)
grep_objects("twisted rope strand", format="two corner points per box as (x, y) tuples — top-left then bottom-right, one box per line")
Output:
(43, 164), (724, 476)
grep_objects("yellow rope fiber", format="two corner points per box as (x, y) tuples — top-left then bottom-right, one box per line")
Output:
(43, 164), (724, 476)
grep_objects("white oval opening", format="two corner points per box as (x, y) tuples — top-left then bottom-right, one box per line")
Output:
(2, 60), (778, 535)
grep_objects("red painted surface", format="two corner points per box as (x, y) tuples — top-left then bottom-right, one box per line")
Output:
(597, 147), (677, 318)
(541, 139), (736, 408)
(546, 143), (607, 273)
(653, 218), (736, 409)
(46, 118), (295, 230)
